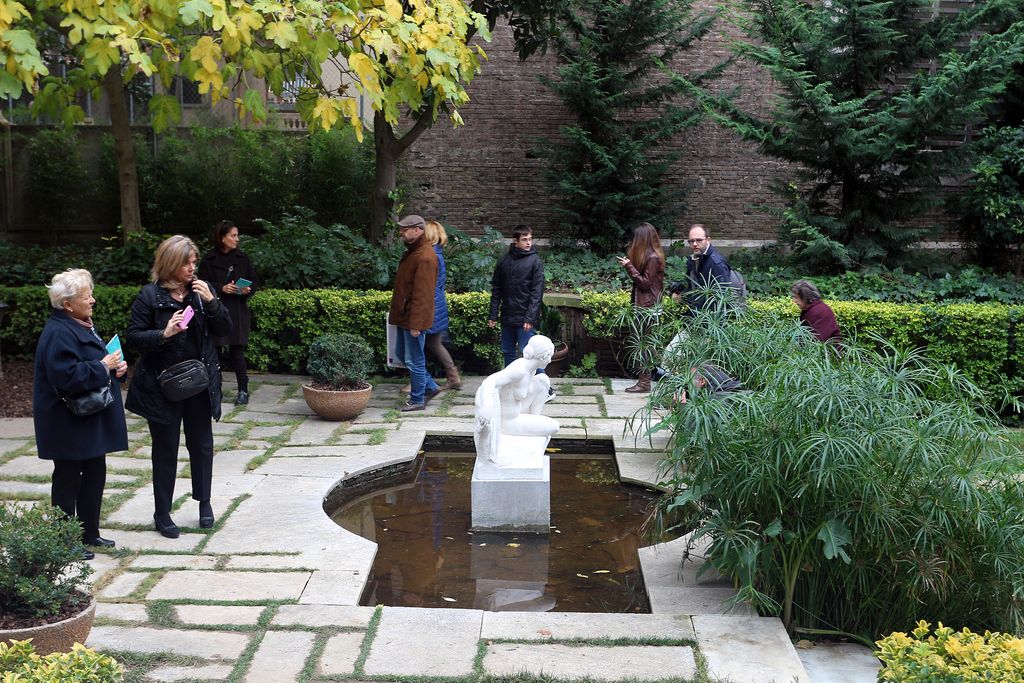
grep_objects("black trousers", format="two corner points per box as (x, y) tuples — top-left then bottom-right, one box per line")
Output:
(51, 455), (106, 540)
(218, 345), (248, 392)
(147, 392), (214, 516)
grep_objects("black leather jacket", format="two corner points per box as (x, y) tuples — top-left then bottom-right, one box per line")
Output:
(125, 282), (231, 424)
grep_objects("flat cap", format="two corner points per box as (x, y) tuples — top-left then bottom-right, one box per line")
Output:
(398, 214), (425, 228)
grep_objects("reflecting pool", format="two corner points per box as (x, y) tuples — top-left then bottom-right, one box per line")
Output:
(326, 453), (666, 612)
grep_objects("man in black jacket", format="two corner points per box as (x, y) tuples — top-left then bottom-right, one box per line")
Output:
(684, 224), (732, 312)
(488, 226), (546, 367)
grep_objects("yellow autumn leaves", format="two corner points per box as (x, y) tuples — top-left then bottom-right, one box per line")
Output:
(0, 0), (489, 135)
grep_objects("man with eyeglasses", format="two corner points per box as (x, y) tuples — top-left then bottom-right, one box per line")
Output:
(683, 224), (732, 312)
(389, 214), (441, 412)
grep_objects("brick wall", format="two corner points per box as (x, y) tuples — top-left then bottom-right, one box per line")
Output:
(405, 10), (798, 242)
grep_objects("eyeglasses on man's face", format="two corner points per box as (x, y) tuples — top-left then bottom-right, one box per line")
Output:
(687, 237), (706, 245)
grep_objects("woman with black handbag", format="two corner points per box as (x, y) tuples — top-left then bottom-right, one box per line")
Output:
(126, 235), (231, 539)
(32, 269), (128, 560)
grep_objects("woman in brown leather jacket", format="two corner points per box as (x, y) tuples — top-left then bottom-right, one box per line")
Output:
(617, 222), (665, 393)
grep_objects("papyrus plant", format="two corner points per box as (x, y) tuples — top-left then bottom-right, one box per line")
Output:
(632, 303), (1024, 642)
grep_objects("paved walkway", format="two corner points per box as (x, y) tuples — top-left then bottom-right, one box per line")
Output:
(0, 375), (879, 682)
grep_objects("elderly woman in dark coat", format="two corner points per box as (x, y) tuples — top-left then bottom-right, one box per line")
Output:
(198, 220), (259, 405)
(32, 268), (128, 560)
(126, 235), (231, 539)
(791, 279), (841, 344)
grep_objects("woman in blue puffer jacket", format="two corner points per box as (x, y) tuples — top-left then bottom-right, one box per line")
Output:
(423, 220), (461, 390)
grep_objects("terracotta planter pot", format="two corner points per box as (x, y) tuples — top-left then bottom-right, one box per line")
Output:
(545, 342), (571, 377)
(0, 595), (95, 655)
(302, 383), (373, 420)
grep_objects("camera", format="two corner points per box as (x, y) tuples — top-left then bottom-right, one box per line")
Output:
(651, 366), (671, 382)
(666, 281), (687, 296)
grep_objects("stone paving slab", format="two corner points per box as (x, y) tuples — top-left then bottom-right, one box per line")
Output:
(202, 476), (376, 569)
(797, 642), (880, 682)
(253, 455), (405, 480)
(105, 455), (154, 471)
(273, 443), (420, 459)
(0, 418), (34, 438)
(616, 451), (667, 488)
(317, 632), (365, 677)
(0, 439), (28, 455)
(0, 480), (49, 495)
(97, 571), (151, 599)
(129, 555), (220, 570)
(147, 663), (233, 682)
(364, 606), (482, 677)
(95, 529), (204, 553)
(248, 425), (289, 440)
(87, 625), (249, 659)
(299, 570), (366, 605)
(694, 616), (811, 683)
(225, 554), (311, 570)
(482, 643), (697, 681)
(480, 612), (695, 641)
(243, 630), (317, 683)
(287, 418), (348, 445)
(272, 604), (376, 628)
(212, 449), (264, 475)
(227, 409), (299, 424)
(0, 455), (52, 476)
(649, 586), (754, 615)
(640, 535), (730, 591)
(95, 602), (149, 622)
(148, 570), (312, 601)
(175, 604), (265, 626)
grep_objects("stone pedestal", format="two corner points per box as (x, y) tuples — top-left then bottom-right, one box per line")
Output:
(470, 531), (553, 611)
(471, 434), (551, 532)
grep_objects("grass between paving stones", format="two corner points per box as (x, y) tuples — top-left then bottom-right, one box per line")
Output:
(296, 630), (333, 682)
(366, 428), (388, 446)
(595, 395), (608, 418)
(351, 605), (382, 676)
(382, 408), (400, 423)
(434, 390), (457, 417)
(245, 444), (278, 470)
(102, 650), (209, 683)
(145, 600), (175, 626)
(602, 377), (613, 394)
(155, 601), (279, 633)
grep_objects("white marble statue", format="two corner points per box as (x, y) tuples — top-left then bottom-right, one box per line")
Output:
(474, 335), (560, 467)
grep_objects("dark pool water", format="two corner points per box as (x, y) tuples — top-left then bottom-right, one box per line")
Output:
(327, 454), (665, 613)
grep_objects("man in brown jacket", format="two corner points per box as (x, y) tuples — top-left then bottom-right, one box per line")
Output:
(390, 214), (440, 411)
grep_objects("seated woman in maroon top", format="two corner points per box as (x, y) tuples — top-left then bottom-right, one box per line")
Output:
(791, 280), (841, 344)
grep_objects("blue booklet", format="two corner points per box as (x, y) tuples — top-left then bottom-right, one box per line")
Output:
(106, 334), (122, 356)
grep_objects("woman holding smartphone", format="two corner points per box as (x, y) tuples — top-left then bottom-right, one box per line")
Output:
(616, 222), (665, 393)
(126, 235), (231, 538)
(199, 220), (259, 405)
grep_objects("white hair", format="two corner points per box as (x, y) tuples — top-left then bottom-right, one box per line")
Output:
(46, 269), (93, 309)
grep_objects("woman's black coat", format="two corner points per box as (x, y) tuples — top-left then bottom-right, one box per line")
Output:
(32, 310), (128, 460)
(197, 248), (258, 346)
(124, 283), (232, 424)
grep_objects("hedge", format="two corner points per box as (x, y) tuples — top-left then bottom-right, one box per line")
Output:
(2, 286), (1021, 399)
(0, 286), (501, 374)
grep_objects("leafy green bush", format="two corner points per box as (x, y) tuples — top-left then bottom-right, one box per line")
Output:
(243, 210), (402, 290)
(306, 333), (375, 390)
(22, 129), (92, 240)
(0, 640), (123, 682)
(0, 503), (92, 620)
(640, 308), (1024, 640)
(130, 125), (377, 232)
(876, 622), (1024, 682)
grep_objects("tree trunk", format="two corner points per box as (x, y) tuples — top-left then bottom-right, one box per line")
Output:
(102, 66), (142, 240)
(370, 107), (438, 242)
(371, 111), (399, 243)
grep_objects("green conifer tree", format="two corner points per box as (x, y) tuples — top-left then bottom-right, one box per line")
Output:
(539, 0), (725, 253)
(715, 0), (1024, 269)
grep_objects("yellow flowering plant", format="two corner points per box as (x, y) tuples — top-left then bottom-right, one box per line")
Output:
(876, 621), (1024, 682)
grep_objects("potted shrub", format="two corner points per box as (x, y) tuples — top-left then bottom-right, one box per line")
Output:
(302, 332), (376, 420)
(0, 503), (97, 655)
(538, 303), (570, 376)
